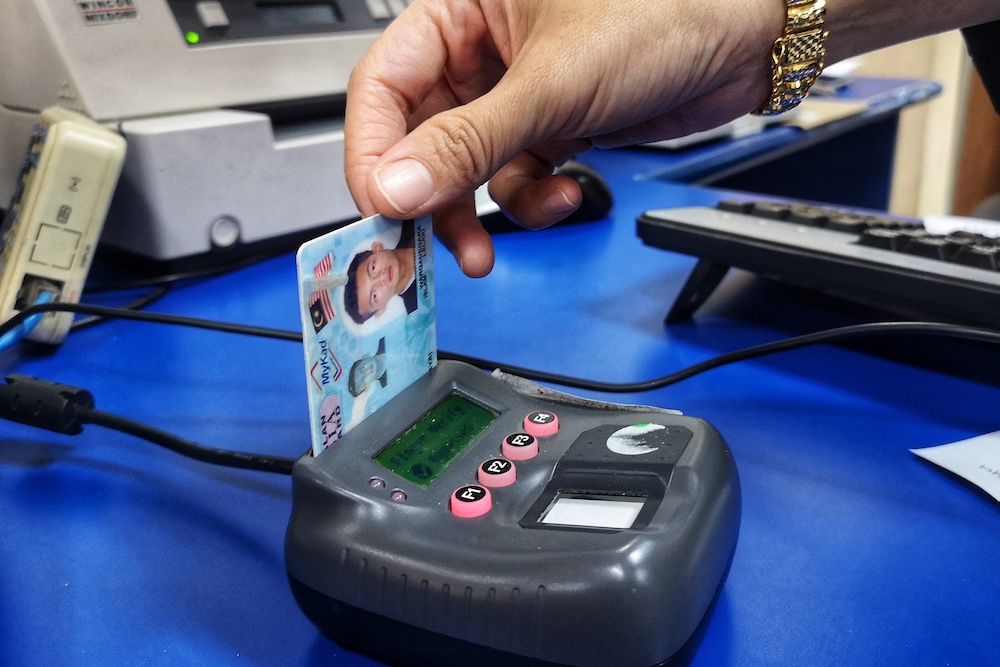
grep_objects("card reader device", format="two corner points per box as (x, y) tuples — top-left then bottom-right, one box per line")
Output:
(286, 360), (741, 667)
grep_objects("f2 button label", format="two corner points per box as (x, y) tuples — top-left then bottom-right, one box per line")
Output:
(478, 458), (516, 487)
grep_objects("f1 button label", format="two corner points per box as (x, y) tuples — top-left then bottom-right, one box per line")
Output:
(450, 484), (492, 518)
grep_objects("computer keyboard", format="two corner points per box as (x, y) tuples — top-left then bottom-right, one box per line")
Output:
(636, 199), (1000, 326)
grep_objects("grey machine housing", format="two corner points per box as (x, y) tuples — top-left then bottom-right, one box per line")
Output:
(286, 360), (741, 667)
(0, 0), (395, 264)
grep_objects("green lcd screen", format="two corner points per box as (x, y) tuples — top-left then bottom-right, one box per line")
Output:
(374, 391), (499, 487)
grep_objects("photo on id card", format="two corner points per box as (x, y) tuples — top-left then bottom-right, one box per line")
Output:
(296, 215), (436, 456)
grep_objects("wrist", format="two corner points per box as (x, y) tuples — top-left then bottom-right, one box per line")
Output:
(823, 0), (1000, 64)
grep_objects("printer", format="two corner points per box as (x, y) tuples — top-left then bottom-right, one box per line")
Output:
(0, 0), (402, 265)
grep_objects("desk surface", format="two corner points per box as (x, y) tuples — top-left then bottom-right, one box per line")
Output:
(3, 143), (998, 665)
(616, 76), (941, 185)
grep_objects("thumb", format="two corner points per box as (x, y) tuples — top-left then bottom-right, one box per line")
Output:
(366, 81), (543, 218)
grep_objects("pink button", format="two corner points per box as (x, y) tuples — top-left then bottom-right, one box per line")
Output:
(450, 485), (492, 518)
(523, 410), (559, 438)
(478, 458), (516, 487)
(502, 432), (539, 460)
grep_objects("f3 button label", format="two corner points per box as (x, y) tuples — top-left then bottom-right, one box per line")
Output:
(503, 432), (539, 460)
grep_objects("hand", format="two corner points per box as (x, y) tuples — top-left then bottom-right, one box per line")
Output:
(345, 0), (786, 277)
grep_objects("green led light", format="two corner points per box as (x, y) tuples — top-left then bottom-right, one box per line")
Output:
(185, 31), (201, 44)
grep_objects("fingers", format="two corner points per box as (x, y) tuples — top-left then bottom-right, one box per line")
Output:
(345, 0), (506, 217)
(487, 150), (584, 230)
(364, 77), (545, 219)
(431, 196), (495, 278)
(344, 3), (474, 216)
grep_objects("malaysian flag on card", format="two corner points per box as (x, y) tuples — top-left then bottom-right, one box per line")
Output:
(309, 253), (335, 333)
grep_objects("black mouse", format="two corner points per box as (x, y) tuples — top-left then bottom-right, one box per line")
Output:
(555, 160), (615, 225)
(476, 160), (614, 233)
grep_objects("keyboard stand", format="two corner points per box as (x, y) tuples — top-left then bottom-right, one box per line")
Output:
(666, 259), (730, 323)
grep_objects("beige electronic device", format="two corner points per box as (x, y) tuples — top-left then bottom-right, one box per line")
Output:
(0, 107), (126, 343)
(0, 0), (400, 265)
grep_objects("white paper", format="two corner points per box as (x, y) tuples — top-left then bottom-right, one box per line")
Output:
(911, 432), (1000, 502)
(922, 214), (1000, 239)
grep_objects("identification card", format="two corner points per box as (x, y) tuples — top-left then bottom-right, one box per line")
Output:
(296, 215), (436, 455)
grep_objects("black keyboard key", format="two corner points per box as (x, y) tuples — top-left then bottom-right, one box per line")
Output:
(953, 243), (1000, 270)
(901, 236), (953, 260)
(947, 231), (993, 244)
(717, 199), (755, 214)
(898, 228), (930, 241)
(788, 205), (830, 227)
(857, 227), (906, 250)
(826, 212), (869, 233)
(942, 236), (977, 252)
(751, 202), (791, 220)
(870, 219), (921, 231)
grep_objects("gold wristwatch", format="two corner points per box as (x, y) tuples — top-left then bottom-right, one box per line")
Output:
(755, 0), (828, 115)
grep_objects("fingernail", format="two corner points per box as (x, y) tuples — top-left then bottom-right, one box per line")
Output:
(374, 159), (435, 214)
(542, 190), (577, 215)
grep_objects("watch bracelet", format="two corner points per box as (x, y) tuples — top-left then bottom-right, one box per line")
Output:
(755, 0), (829, 116)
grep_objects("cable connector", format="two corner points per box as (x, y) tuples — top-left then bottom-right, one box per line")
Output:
(0, 373), (295, 474)
(0, 374), (94, 435)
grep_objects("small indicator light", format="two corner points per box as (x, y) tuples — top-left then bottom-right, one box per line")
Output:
(185, 31), (201, 44)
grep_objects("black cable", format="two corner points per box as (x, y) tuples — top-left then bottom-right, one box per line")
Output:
(439, 320), (1000, 393)
(1, 305), (304, 475)
(82, 408), (296, 475)
(83, 250), (287, 294)
(9, 302), (1000, 477)
(57, 248), (289, 334)
(1, 301), (302, 343)
(11, 302), (1000, 393)
(0, 374), (296, 475)
(70, 285), (172, 332)
(61, 247), (280, 333)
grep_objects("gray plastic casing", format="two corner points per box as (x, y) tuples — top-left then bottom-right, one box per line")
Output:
(285, 361), (741, 667)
